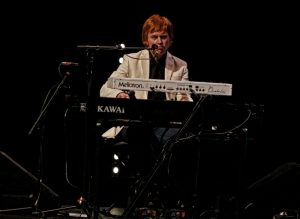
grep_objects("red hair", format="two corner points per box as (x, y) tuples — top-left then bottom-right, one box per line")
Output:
(141, 14), (173, 47)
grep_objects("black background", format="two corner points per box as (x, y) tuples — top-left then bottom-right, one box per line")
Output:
(0, 1), (278, 214)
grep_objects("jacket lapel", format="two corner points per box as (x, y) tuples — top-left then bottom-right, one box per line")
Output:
(140, 50), (150, 78)
(165, 52), (174, 80)
(135, 50), (150, 99)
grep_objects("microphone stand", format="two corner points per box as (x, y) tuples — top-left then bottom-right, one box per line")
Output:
(76, 44), (150, 218)
(28, 72), (71, 214)
(28, 73), (70, 135)
(82, 48), (102, 219)
(122, 94), (209, 218)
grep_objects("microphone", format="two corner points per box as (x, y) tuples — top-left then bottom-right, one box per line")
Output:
(149, 44), (158, 50)
(60, 62), (79, 67)
(58, 62), (79, 78)
(128, 90), (136, 100)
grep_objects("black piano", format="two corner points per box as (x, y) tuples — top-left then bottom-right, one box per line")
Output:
(78, 97), (197, 128)
(72, 96), (259, 132)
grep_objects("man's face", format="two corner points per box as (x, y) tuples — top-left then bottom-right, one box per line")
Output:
(147, 31), (171, 59)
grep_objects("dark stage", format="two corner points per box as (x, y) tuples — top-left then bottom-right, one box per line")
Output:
(0, 1), (292, 219)
(1, 110), (297, 219)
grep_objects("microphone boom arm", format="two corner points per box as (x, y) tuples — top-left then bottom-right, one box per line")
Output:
(77, 45), (147, 51)
(28, 75), (68, 135)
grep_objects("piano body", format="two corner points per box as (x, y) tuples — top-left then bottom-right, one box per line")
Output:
(78, 97), (196, 128)
(76, 78), (233, 129)
(65, 78), (264, 212)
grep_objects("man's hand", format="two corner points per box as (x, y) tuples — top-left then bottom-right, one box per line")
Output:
(116, 92), (130, 99)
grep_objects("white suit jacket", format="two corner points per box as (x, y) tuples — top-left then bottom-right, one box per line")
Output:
(100, 49), (192, 138)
